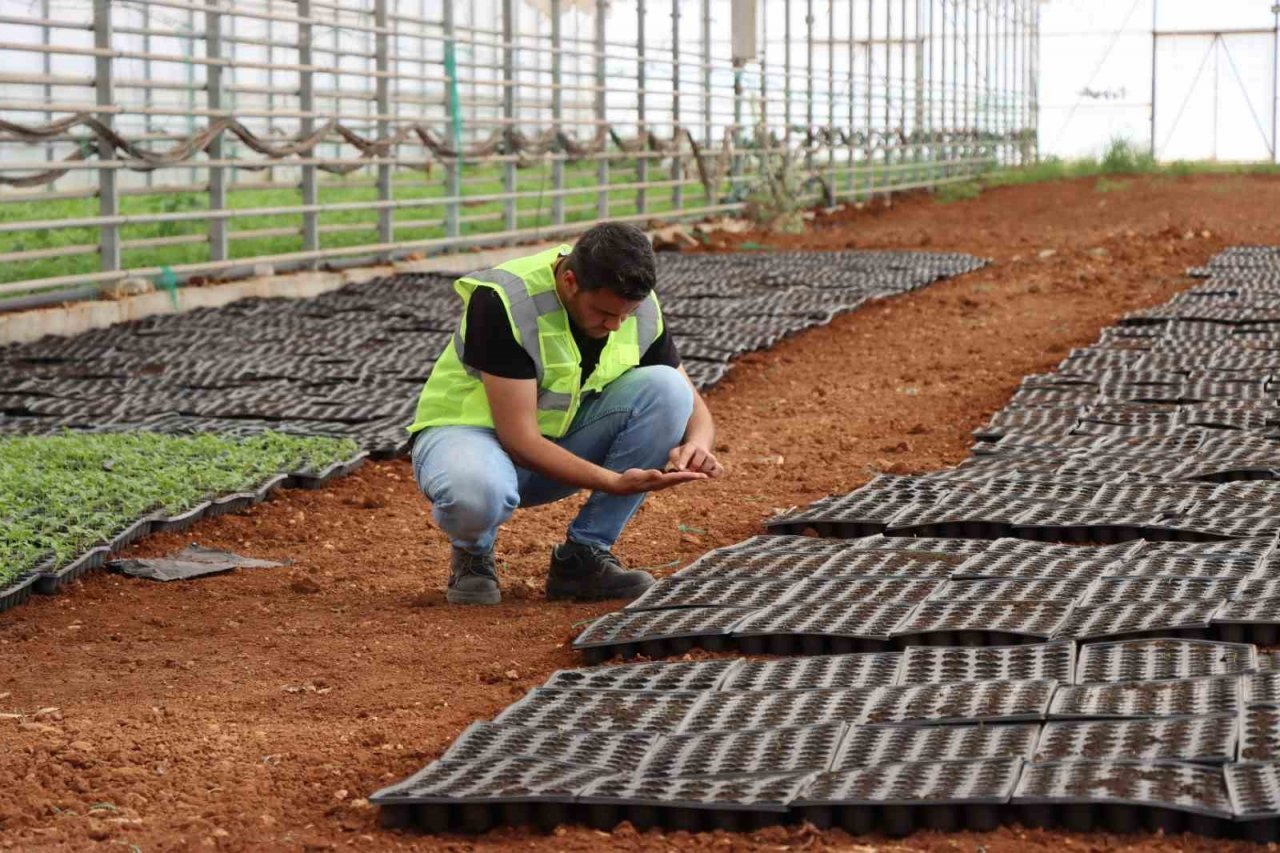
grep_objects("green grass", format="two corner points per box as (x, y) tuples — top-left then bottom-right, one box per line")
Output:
(0, 430), (357, 587)
(0, 160), (712, 288)
(934, 137), (1280, 204)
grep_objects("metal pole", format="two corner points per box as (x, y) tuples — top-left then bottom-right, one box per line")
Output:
(595, 0), (609, 218)
(442, 0), (462, 238)
(92, 0), (119, 276)
(706, 0), (716, 203)
(206, 1), (228, 264)
(375, 0), (393, 252)
(828, 0), (836, 198)
(1032, 0), (1040, 161)
(550, 0), (565, 225)
(1273, 3), (1279, 164)
(848, 0), (856, 194)
(884, 0), (893, 176)
(806, 0), (815, 165)
(866, 0), (874, 197)
(299, 0), (318, 262)
(637, 0), (648, 214)
(784, 0), (793, 142)
(672, 0), (683, 212)
(503, 0), (517, 231)
(1150, 0), (1158, 158)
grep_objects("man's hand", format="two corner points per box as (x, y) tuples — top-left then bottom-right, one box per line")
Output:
(666, 442), (725, 478)
(610, 468), (708, 495)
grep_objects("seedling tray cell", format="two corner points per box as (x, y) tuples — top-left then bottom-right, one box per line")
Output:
(929, 578), (1095, 602)
(1244, 672), (1280, 705)
(676, 687), (886, 734)
(1013, 760), (1233, 820)
(624, 577), (797, 612)
(864, 679), (1057, 725)
(721, 653), (904, 692)
(1048, 676), (1241, 720)
(493, 688), (703, 733)
(732, 601), (917, 645)
(1052, 600), (1224, 642)
(637, 722), (845, 778)
(892, 600), (1076, 642)
(782, 577), (943, 606)
(1081, 577), (1245, 604)
(1239, 705), (1280, 761)
(438, 722), (659, 772)
(1033, 716), (1237, 764)
(1074, 638), (1258, 683)
(833, 724), (1040, 768)
(545, 659), (741, 692)
(899, 641), (1076, 685)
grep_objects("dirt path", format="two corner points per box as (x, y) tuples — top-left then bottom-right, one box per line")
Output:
(4, 173), (1280, 851)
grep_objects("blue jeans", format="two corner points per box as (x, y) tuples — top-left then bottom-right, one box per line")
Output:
(411, 365), (694, 555)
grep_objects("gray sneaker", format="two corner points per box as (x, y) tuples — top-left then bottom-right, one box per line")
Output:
(447, 547), (500, 605)
(546, 540), (655, 602)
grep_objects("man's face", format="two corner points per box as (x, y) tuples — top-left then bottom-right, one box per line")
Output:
(561, 270), (644, 339)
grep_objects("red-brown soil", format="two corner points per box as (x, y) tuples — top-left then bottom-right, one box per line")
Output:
(4, 173), (1280, 851)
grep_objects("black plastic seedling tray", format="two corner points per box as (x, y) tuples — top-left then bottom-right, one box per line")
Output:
(898, 641), (1076, 685)
(493, 688), (703, 734)
(636, 722), (844, 778)
(623, 577), (797, 612)
(1074, 638), (1258, 683)
(671, 549), (850, 582)
(1212, 599), (1280, 645)
(1239, 705), (1280, 761)
(844, 534), (991, 556)
(1048, 675), (1241, 720)
(1227, 761), (1280, 841)
(1081, 577), (1245, 603)
(794, 758), (1024, 837)
(891, 600), (1076, 646)
(720, 652), (904, 692)
(544, 659), (741, 692)
(438, 722), (659, 772)
(1052, 600), (1225, 642)
(1013, 760), (1233, 837)
(833, 724), (1040, 768)
(950, 551), (1119, 581)
(732, 601), (917, 655)
(572, 606), (756, 663)
(1033, 715), (1237, 764)
(1244, 672), (1280, 705)
(781, 578), (943, 605)
(33, 545), (111, 595)
(1109, 554), (1261, 579)
(576, 770), (816, 833)
(370, 756), (615, 834)
(0, 571), (38, 614)
(863, 679), (1058, 726)
(807, 549), (968, 579)
(929, 578), (1095, 602)
(675, 687), (886, 734)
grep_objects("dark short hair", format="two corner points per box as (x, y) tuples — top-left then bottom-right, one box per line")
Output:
(564, 223), (656, 301)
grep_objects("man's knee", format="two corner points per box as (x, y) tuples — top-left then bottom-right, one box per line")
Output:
(433, 471), (519, 530)
(629, 365), (694, 421)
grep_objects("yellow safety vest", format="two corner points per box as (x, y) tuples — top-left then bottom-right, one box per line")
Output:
(407, 245), (665, 438)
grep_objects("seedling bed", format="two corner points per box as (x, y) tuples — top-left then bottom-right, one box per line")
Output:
(493, 688), (702, 734)
(572, 606), (755, 663)
(891, 600), (1076, 645)
(732, 601), (917, 655)
(1051, 600), (1224, 642)
(862, 679), (1058, 725)
(781, 578), (943, 606)
(675, 688), (886, 734)
(623, 577), (796, 612)
(1238, 706), (1280, 761)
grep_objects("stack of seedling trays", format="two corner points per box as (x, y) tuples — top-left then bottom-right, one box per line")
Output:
(0, 251), (986, 457)
(374, 637), (1280, 840)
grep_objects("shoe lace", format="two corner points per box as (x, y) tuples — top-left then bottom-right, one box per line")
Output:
(585, 544), (624, 573)
(458, 551), (498, 580)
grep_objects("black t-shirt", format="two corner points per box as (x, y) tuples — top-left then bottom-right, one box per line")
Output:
(461, 286), (680, 381)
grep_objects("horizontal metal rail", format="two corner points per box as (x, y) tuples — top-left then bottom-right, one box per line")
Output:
(0, 0), (1039, 303)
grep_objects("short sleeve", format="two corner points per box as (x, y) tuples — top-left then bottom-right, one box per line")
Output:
(461, 287), (538, 380)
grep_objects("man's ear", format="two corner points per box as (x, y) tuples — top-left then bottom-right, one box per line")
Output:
(561, 268), (578, 297)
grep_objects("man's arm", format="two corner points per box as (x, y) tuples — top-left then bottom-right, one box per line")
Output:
(482, 372), (707, 495)
(666, 366), (725, 478)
